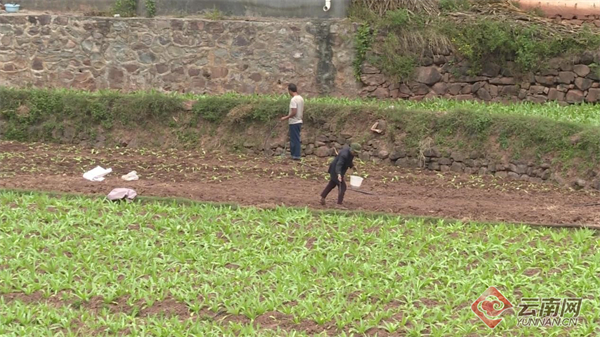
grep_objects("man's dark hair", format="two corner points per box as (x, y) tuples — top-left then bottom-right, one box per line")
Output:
(288, 83), (297, 92)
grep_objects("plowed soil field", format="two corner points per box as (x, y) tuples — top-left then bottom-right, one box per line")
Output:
(2, 141), (600, 227)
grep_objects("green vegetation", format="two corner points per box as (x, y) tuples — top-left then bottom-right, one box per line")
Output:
(2, 87), (600, 172)
(349, 1), (600, 79)
(0, 191), (598, 336)
(145, 0), (157, 18)
(353, 24), (376, 80)
(204, 7), (225, 20)
(112, 0), (138, 17)
(442, 19), (600, 76)
(439, 0), (470, 12)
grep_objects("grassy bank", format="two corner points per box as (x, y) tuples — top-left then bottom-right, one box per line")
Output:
(1, 87), (600, 175)
(0, 191), (598, 336)
(349, 1), (600, 80)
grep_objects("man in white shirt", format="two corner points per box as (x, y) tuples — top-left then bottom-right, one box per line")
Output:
(280, 83), (304, 160)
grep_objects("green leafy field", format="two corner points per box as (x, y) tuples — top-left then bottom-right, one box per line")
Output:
(1, 191), (599, 336)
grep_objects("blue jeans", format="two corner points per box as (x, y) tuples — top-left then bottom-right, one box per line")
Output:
(289, 123), (302, 159)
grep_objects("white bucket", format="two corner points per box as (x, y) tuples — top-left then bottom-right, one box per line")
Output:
(349, 175), (364, 188)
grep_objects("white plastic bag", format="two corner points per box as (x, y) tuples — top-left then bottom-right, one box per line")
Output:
(83, 166), (112, 182)
(107, 188), (137, 202)
(121, 171), (139, 181)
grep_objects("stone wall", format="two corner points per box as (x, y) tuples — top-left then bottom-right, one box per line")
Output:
(0, 14), (359, 97)
(360, 54), (600, 104)
(256, 127), (560, 185)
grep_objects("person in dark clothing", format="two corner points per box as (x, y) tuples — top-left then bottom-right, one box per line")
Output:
(320, 143), (361, 206)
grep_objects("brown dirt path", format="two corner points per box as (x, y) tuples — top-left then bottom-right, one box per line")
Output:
(1, 141), (600, 226)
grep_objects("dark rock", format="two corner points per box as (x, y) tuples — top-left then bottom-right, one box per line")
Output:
(108, 68), (124, 89)
(581, 51), (594, 65)
(461, 84), (472, 94)
(572, 178), (586, 190)
(528, 85), (545, 95)
(433, 55), (446, 65)
(455, 94), (474, 101)
(432, 82), (447, 95)
(315, 146), (332, 157)
(540, 67), (558, 76)
(421, 57), (434, 66)
(233, 35), (250, 47)
(489, 77), (516, 85)
(124, 64), (139, 73)
(371, 87), (390, 99)
(559, 60), (574, 71)
(439, 158), (452, 165)
(587, 88), (600, 102)
(535, 76), (555, 86)
(574, 77), (593, 91)
(481, 62), (501, 77)
(476, 88), (492, 101)
(305, 144), (315, 155)
(587, 70), (600, 81)
(557, 71), (576, 84)
(399, 84), (412, 95)
(361, 73), (386, 86)
(359, 152), (371, 161)
(478, 167), (488, 175)
(528, 95), (547, 104)
(470, 151), (482, 159)
(408, 82), (430, 95)
(361, 63), (380, 74)
(448, 83), (462, 95)
(451, 162), (464, 172)
(451, 152), (465, 162)
(519, 174), (530, 181)
(548, 88), (565, 101)
(414, 67), (442, 85)
(32, 58), (43, 71)
(525, 72), (536, 84)
(440, 165), (450, 172)
(472, 82), (485, 93)
(508, 172), (520, 179)
(138, 51), (157, 64)
(389, 149), (406, 161)
(566, 90), (585, 103)
(395, 157), (418, 168)
(500, 85), (519, 96)
(423, 148), (440, 158)
(249, 73), (262, 82)
(573, 64), (591, 77)
(428, 162), (441, 171)
(378, 150), (389, 159)
(464, 167), (476, 175)
(541, 169), (551, 180)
